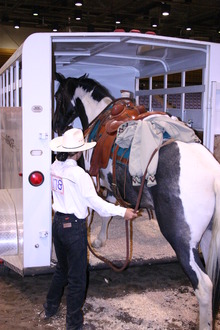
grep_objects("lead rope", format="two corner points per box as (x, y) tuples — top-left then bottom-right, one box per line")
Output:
(87, 138), (175, 272)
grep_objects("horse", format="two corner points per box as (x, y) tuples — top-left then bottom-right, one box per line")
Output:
(53, 72), (220, 330)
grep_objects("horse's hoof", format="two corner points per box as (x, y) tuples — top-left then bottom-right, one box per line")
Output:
(92, 239), (105, 248)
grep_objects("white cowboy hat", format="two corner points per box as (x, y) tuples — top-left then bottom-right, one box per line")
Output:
(50, 128), (96, 152)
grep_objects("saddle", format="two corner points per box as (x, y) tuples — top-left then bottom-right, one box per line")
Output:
(87, 99), (165, 177)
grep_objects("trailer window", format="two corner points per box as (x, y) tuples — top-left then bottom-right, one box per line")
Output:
(185, 69), (202, 86)
(185, 93), (202, 110)
(168, 73), (181, 88)
(152, 75), (164, 89)
(167, 94), (181, 109)
(140, 78), (149, 90)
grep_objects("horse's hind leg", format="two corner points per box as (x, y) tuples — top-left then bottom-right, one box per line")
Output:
(187, 247), (213, 330)
(153, 141), (220, 328)
(154, 204), (213, 329)
(162, 229), (213, 330)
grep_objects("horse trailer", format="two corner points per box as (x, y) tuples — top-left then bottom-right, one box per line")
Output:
(0, 31), (220, 275)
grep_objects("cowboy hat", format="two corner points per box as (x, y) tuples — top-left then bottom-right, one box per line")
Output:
(50, 128), (96, 152)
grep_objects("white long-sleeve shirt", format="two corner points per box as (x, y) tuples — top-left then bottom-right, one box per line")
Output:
(51, 158), (126, 219)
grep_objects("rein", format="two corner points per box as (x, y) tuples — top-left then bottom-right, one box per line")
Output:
(87, 138), (175, 272)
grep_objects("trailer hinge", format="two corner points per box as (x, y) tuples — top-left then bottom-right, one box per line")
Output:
(39, 231), (48, 238)
(39, 132), (48, 140)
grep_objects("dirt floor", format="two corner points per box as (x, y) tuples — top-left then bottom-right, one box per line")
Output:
(0, 261), (220, 330)
(0, 212), (220, 330)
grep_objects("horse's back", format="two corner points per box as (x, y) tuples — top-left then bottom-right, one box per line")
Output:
(177, 140), (220, 173)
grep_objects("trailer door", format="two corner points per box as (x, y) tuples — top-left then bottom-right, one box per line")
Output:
(208, 82), (220, 155)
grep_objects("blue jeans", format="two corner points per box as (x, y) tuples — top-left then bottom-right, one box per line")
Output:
(46, 212), (88, 330)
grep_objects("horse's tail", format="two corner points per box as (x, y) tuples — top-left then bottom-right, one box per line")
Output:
(207, 177), (220, 317)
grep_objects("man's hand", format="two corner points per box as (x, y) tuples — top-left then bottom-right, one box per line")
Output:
(124, 208), (138, 221)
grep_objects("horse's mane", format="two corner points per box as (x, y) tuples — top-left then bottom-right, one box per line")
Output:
(76, 74), (114, 101)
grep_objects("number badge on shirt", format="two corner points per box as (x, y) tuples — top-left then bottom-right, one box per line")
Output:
(51, 175), (64, 194)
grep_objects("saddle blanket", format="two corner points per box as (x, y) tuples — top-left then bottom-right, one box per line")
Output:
(115, 115), (201, 187)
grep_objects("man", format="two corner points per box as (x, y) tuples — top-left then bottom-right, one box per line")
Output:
(43, 128), (137, 330)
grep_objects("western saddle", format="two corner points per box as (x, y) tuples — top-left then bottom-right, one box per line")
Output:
(86, 98), (165, 178)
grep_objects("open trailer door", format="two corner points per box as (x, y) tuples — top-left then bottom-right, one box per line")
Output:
(209, 81), (220, 161)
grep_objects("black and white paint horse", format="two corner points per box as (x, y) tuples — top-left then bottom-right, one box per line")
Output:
(53, 72), (220, 330)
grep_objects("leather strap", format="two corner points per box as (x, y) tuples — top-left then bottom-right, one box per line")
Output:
(112, 144), (131, 207)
